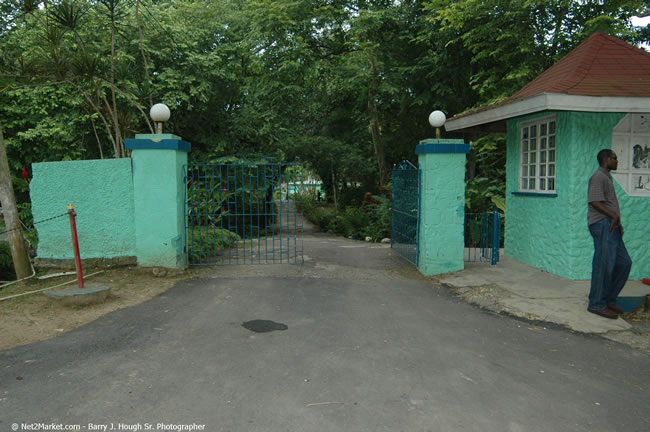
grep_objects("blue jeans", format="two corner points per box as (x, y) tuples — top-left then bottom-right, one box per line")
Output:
(588, 218), (632, 311)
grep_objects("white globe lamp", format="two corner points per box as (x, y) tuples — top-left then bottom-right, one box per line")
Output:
(150, 103), (171, 134)
(429, 110), (446, 138)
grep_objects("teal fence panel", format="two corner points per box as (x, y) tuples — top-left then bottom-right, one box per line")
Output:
(464, 211), (501, 265)
(185, 163), (304, 265)
(391, 161), (420, 266)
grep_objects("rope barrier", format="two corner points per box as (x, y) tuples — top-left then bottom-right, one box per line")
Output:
(0, 211), (72, 288)
(0, 271), (105, 302)
(0, 212), (69, 236)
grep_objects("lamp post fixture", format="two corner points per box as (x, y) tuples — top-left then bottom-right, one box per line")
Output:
(428, 110), (446, 139)
(150, 103), (171, 134)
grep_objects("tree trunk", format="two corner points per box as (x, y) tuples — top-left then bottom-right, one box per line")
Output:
(330, 163), (338, 211)
(89, 115), (104, 159)
(109, 13), (123, 157)
(136, 0), (153, 108)
(0, 127), (32, 279)
(368, 55), (387, 188)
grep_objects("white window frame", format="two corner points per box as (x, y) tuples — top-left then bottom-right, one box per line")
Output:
(611, 113), (650, 197)
(519, 115), (557, 194)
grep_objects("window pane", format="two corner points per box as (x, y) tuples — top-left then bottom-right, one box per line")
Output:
(521, 118), (557, 193)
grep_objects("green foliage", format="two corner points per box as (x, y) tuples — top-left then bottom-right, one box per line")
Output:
(465, 134), (506, 213)
(188, 226), (240, 263)
(425, 0), (649, 102)
(363, 196), (391, 240)
(294, 190), (316, 214)
(0, 242), (16, 281)
(1, 0), (648, 226)
(339, 186), (366, 208)
(297, 190), (390, 240)
(17, 202), (38, 249)
(295, 192), (335, 230)
(491, 196), (506, 215)
(310, 207), (337, 231)
(187, 185), (229, 229)
(327, 207), (371, 238)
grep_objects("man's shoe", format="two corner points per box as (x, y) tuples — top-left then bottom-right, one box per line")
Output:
(588, 308), (618, 319)
(607, 303), (624, 314)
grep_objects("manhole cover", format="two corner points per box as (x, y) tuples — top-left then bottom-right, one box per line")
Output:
(242, 320), (288, 333)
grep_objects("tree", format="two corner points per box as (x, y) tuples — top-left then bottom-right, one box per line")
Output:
(0, 127), (32, 279)
(0, 0), (154, 160)
(424, 0), (650, 104)
(1, 0), (647, 204)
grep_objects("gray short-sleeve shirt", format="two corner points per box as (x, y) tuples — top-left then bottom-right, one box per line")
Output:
(587, 167), (620, 226)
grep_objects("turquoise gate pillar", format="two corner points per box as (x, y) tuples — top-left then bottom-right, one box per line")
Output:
(416, 138), (469, 276)
(125, 133), (191, 268)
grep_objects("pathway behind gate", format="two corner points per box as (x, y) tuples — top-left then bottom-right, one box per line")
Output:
(1, 223), (649, 432)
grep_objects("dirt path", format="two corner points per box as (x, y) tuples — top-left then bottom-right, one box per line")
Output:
(0, 266), (206, 350)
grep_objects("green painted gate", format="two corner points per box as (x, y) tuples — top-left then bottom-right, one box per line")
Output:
(391, 160), (420, 266)
(185, 162), (304, 265)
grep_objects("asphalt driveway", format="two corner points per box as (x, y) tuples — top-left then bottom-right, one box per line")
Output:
(1, 233), (649, 432)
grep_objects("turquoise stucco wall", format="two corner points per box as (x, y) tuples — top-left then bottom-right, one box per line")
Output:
(131, 147), (187, 268)
(417, 140), (467, 275)
(506, 111), (650, 280)
(30, 158), (135, 260)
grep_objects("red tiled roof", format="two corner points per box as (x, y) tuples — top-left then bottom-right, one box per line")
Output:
(509, 32), (650, 100)
(448, 32), (650, 124)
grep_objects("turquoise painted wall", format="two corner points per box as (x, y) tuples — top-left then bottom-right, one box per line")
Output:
(30, 158), (135, 260)
(131, 148), (187, 268)
(417, 141), (467, 275)
(506, 111), (650, 280)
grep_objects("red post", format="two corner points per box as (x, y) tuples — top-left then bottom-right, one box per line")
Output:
(67, 204), (84, 288)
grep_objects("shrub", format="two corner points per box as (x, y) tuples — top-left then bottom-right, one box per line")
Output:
(0, 242), (16, 281)
(296, 192), (337, 230)
(327, 215), (345, 235)
(339, 185), (366, 207)
(188, 227), (240, 262)
(362, 196), (391, 240)
(295, 191), (316, 214)
(296, 191), (392, 241)
(324, 207), (372, 239)
(342, 206), (371, 238)
(311, 206), (336, 230)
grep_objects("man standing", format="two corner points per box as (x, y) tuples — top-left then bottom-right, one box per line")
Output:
(587, 149), (632, 319)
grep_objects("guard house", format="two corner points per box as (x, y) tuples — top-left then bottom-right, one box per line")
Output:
(446, 32), (650, 280)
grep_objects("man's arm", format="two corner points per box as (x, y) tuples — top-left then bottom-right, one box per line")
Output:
(591, 201), (623, 234)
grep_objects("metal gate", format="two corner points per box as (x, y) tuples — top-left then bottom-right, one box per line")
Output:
(391, 160), (420, 265)
(185, 162), (304, 265)
(465, 211), (501, 265)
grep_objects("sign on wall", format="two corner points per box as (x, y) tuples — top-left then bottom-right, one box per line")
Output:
(612, 113), (650, 197)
